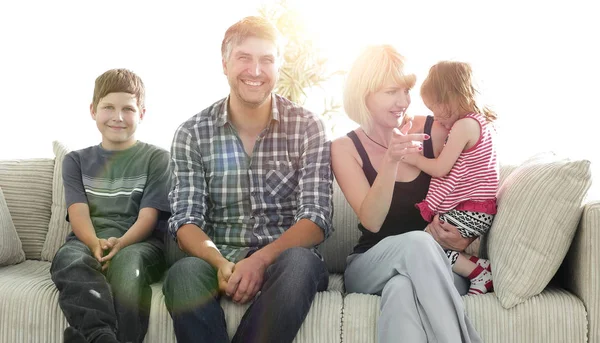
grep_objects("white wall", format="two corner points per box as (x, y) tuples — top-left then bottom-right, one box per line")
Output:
(1, 0), (598, 197)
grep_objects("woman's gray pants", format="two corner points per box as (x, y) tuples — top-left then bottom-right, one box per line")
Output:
(344, 231), (482, 343)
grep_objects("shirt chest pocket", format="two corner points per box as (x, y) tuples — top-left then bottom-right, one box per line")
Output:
(265, 160), (297, 199)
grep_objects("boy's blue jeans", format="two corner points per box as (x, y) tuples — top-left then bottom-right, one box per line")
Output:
(50, 236), (165, 343)
(162, 246), (329, 343)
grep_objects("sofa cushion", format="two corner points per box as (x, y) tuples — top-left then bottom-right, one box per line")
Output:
(463, 288), (587, 343)
(341, 288), (587, 343)
(0, 187), (26, 266)
(318, 179), (360, 274)
(146, 282), (343, 343)
(0, 260), (68, 342)
(41, 141), (72, 261)
(0, 158), (54, 260)
(483, 153), (592, 309)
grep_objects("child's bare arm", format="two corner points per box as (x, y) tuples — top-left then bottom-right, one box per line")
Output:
(68, 203), (103, 261)
(100, 207), (159, 262)
(403, 118), (480, 177)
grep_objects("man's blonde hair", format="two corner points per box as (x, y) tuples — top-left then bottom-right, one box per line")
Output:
(343, 45), (416, 132)
(221, 16), (285, 62)
(92, 68), (145, 112)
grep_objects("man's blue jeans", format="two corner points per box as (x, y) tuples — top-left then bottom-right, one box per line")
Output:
(50, 236), (165, 343)
(162, 247), (329, 343)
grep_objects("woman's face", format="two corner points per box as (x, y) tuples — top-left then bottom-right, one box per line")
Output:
(366, 82), (411, 129)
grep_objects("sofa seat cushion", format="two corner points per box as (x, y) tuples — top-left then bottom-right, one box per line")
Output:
(146, 275), (345, 343)
(0, 260), (67, 342)
(341, 288), (587, 343)
(0, 261), (344, 343)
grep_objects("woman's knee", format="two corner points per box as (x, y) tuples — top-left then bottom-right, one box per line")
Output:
(383, 231), (438, 254)
(381, 275), (415, 309)
(382, 274), (412, 295)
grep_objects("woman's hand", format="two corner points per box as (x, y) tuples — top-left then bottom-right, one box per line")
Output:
(386, 121), (429, 163)
(428, 215), (475, 251)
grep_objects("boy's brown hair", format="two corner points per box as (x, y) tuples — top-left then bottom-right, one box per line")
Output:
(92, 68), (145, 112)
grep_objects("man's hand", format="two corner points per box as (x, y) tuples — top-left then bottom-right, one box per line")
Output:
(226, 255), (268, 304)
(428, 215), (474, 251)
(217, 260), (235, 294)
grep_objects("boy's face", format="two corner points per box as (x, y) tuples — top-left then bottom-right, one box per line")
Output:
(222, 36), (280, 109)
(90, 92), (144, 151)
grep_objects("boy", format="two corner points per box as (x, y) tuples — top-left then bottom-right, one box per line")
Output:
(50, 68), (170, 343)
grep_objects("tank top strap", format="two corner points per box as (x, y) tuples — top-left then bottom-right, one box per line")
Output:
(423, 115), (434, 159)
(347, 131), (377, 184)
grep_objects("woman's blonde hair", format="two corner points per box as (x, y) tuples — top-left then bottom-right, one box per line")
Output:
(420, 61), (497, 122)
(343, 45), (416, 132)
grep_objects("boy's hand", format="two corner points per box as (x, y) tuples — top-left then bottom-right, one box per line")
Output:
(89, 238), (111, 263)
(100, 237), (122, 270)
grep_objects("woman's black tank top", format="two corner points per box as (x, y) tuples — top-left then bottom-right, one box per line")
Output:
(348, 116), (434, 254)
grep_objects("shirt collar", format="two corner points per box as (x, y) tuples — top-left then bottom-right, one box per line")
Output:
(215, 93), (280, 127)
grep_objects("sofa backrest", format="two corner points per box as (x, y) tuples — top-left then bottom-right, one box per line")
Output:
(0, 158), (54, 260)
(0, 154), (519, 269)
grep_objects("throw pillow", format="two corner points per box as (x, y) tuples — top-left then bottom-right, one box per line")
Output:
(483, 153), (591, 309)
(0, 158), (54, 259)
(0, 187), (26, 266)
(41, 141), (72, 261)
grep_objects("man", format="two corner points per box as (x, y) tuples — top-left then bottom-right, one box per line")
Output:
(162, 16), (333, 343)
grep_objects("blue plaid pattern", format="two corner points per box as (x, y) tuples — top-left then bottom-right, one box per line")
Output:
(168, 94), (333, 262)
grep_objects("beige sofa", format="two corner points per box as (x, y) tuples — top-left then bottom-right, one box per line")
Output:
(0, 147), (598, 343)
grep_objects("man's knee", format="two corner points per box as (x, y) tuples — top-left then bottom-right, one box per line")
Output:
(163, 257), (217, 295)
(269, 247), (328, 291)
(162, 257), (219, 312)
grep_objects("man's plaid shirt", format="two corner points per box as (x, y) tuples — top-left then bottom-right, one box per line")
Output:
(168, 94), (333, 262)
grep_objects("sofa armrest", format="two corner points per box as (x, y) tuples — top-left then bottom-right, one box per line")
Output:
(563, 201), (600, 343)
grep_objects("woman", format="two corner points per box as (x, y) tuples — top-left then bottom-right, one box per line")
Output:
(332, 45), (482, 343)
